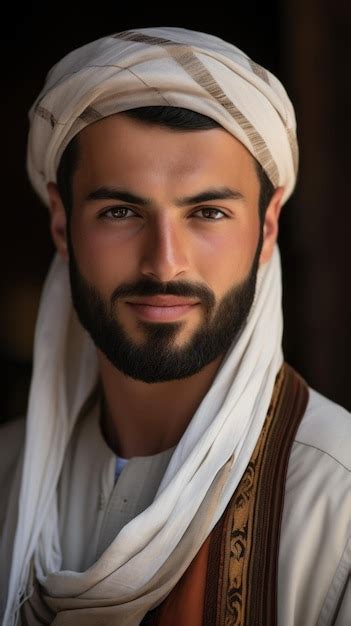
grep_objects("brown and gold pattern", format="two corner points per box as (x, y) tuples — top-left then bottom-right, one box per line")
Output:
(205, 364), (308, 626)
(143, 365), (307, 626)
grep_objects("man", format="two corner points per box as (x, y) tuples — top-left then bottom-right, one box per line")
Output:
(0, 26), (350, 626)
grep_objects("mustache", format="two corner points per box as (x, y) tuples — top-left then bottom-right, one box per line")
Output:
(111, 278), (215, 311)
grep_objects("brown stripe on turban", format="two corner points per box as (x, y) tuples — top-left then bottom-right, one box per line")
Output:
(26, 26), (298, 208)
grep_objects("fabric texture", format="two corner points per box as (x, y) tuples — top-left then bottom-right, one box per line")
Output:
(2, 384), (351, 625)
(1, 25), (299, 626)
(26, 27), (297, 208)
(17, 363), (311, 625)
(56, 396), (175, 572)
(1, 249), (284, 626)
(141, 364), (309, 626)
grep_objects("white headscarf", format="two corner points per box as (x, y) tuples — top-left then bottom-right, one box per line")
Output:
(27, 26), (297, 207)
(2, 26), (297, 625)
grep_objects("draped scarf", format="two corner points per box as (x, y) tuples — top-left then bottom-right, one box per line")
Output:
(1, 26), (297, 626)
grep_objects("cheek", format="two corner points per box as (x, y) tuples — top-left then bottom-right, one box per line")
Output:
(69, 220), (140, 292)
(69, 212), (261, 297)
(192, 225), (260, 293)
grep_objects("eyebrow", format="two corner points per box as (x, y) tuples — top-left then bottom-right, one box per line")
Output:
(84, 186), (245, 207)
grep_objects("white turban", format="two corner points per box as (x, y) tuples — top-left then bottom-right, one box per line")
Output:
(27, 26), (298, 207)
(2, 26), (295, 626)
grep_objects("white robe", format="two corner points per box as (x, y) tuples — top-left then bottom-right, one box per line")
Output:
(0, 384), (350, 625)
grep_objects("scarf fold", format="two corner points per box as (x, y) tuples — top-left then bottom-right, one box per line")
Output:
(1, 26), (297, 626)
(2, 246), (283, 626)
(140, 364), (309, 626)
(26, 27), (297, 208)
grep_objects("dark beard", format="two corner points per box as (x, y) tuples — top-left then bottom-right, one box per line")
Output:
(68, 233), (263, 383)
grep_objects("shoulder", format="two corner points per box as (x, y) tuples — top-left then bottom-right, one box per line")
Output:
(283, 384), (351, 553)
(285, 385), (351, 523)
(293, 387), (351, 471)
(279, 388), (351, 625)
(287, 386), (351, 494)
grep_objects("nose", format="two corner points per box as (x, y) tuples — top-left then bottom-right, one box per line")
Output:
(139, 215), (190, 282)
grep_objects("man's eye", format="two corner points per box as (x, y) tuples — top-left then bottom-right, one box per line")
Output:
(100, 207), (136, 219)
(194, 208), (227, 220)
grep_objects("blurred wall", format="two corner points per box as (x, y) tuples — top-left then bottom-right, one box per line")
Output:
(0, 2), (350, 422)
(280, 0), (351, 408)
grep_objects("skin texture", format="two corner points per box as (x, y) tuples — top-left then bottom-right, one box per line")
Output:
(48, 113), (283, 457)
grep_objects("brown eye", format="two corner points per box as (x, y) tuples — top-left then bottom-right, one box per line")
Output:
(194, 208), (227, 220)
(100, 207), (137, 219)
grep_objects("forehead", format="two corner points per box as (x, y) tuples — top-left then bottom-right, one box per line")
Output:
(74, 113), (259, 198)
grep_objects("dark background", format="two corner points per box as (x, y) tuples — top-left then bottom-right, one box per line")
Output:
(1, 0), (350, 422)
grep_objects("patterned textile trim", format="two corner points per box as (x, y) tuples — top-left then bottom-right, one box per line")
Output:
(204, 363), (308, 626)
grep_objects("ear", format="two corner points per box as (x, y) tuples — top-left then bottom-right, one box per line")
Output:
(259, 186), (284, 265)
(47, 182), (69, 261)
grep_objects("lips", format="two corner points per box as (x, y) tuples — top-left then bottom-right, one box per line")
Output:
(126, 295), (199, 307)
(125, 296), (199, 322)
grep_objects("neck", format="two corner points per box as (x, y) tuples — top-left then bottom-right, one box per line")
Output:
(97, 350), (224, 458)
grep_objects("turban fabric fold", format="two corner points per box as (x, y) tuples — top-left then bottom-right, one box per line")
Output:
(2, 27), (297, 626)
(27, 27), (298, 207)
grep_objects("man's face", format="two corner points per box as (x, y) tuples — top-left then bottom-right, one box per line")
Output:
(61, 114), (269, 383)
